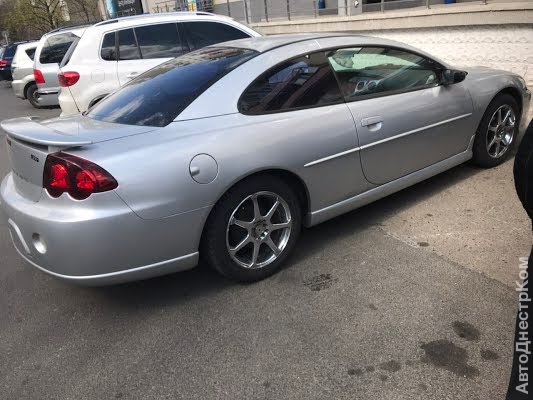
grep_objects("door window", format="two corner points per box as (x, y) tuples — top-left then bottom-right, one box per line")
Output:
(39, 33), (78, 64)
(328, 47), (440, 99)
(101, 32), (117, 61)
(182, 22), (249, 50)
(134, 23), (185, 59)
(118, 29), (141, 61)
(239, 51), (343, 114)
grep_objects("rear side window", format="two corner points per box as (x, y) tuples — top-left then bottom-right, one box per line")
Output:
(182, 22), (249, 50)
(239, 51), (343, 114)
(87, 47), (257, 127)
(101, 32), (116, 61)
(135, 23), (185, 59)
(39, 33), (77, 64)
(118, 29), (140, 61)
(25, 47), (36, 60)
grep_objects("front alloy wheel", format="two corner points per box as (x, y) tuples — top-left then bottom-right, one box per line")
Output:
(472, 93), (519, 168)
(486, 105), (516, 159)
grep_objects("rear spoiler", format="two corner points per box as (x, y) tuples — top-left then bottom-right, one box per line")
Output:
(1, 117), (92, 149)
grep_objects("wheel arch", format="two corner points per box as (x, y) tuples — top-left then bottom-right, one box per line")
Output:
(200, 168), (311, 243)
(23, 80), (36, 99)
(493, 87), (523, 117)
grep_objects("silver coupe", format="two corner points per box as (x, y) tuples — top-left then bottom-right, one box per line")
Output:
(0, 34), (530, 284)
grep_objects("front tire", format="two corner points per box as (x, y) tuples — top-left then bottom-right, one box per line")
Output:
(26, 84), (42, 109)
(201, 175), (302, 282)
(472, 94), (519, 168)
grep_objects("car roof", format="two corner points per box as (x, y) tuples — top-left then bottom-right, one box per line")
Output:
(91, 11), (236, 31)
(221, 33), (414, 53)
(14, 41), (39, 50)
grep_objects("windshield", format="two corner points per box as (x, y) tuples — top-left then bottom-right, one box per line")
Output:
(87, 47), (257, 127)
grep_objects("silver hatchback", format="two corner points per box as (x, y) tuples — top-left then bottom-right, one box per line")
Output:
(33, 27), (87, 108)
(0, 34), (530, 285)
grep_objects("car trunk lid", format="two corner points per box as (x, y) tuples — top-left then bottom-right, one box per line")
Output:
(1, 115), (156, 202)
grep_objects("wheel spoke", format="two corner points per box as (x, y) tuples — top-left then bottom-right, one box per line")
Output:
(229, 235), (251, 255)
(497, 108), (503, 125)
(494, 141), (501, 156)
(487, 135), (497, 151)
(502, 109), (512, 124)
(265, 199), (280, 221)
(250, 241), (261, 267)
(252, 195), (262, 221)
(488, 125), (498, 133)
(231, 217), (252, 230)
(270, 221), (291, 231)
(265, 237), (281, 256)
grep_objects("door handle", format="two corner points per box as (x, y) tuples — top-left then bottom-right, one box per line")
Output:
(126, 72), (139, 79)
(361, 116), (383, 127)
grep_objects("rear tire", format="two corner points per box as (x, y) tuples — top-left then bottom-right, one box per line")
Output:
(472, 94), (519, 168)
(26, 84), (41, 109)
(201, 175), (302, 282)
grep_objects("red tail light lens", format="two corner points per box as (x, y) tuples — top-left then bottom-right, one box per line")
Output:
(43, 152), (118, 200)
(34, 69), (45, 84)
(0, 60), (7, 67)
(58, 71), (80, 87)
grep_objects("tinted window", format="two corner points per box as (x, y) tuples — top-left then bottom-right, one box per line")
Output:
(25, 47), (36, 60)
(135, 23), (185, 59)
(4, 45), (16, 59)
(328, 47), (440, 99)
(101, 32), (116, 61)
(239, 52), (343, 114)
(118, 29), (140, 61)
(88, 47), (257, 127)
(39, 33), (77, 64)
(182, 22), (249, 50)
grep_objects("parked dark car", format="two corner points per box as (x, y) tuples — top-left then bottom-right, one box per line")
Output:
(0, 42), (32, 81)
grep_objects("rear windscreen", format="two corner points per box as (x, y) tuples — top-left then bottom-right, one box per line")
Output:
(3, 46), (16, 59)
(87, 47), (257, 127)
(39, 33), (78, 64)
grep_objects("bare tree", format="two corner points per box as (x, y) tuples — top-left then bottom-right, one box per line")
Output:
(67, 0), (101, 23)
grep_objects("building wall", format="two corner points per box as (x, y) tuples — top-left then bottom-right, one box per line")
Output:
(357, 25), (533, 87)
(250, 2), (533, 87)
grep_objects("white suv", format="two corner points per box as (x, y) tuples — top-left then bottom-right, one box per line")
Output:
(58, 12), (260, 116)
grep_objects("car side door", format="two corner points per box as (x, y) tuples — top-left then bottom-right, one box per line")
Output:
(117, 23), (187, 86)
(328, 47), (475, 185)
(238, 50), (368, 212)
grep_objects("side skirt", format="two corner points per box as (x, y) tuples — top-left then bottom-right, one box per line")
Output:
(305, 135), (475, 227)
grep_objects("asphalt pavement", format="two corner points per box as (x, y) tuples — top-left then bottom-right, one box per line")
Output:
(0, 81), (527, 400)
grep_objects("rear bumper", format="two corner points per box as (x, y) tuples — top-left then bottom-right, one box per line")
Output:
(58, 89), (79, 116)
(0, 173), (207, 285)
(36, 88), (59, 107)
(11, 79), (26, 99)
(0, 68), (12, 81)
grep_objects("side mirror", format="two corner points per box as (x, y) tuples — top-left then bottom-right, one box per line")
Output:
(441, 69), (467, 85)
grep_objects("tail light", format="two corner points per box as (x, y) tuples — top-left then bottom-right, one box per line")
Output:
(58, 71), (80, 87)
(34, 69), (45, 84)
(0, 60), (7, 67)
(43, 152), (118, 200)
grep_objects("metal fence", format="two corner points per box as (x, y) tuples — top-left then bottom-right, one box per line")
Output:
(211, 0), (492, 23)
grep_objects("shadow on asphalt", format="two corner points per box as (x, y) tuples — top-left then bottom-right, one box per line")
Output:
(89, 161), (484, 307)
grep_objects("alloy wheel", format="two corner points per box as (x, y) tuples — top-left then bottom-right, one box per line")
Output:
(486, 105), (516, 158)
(226, 191), (292, 269)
